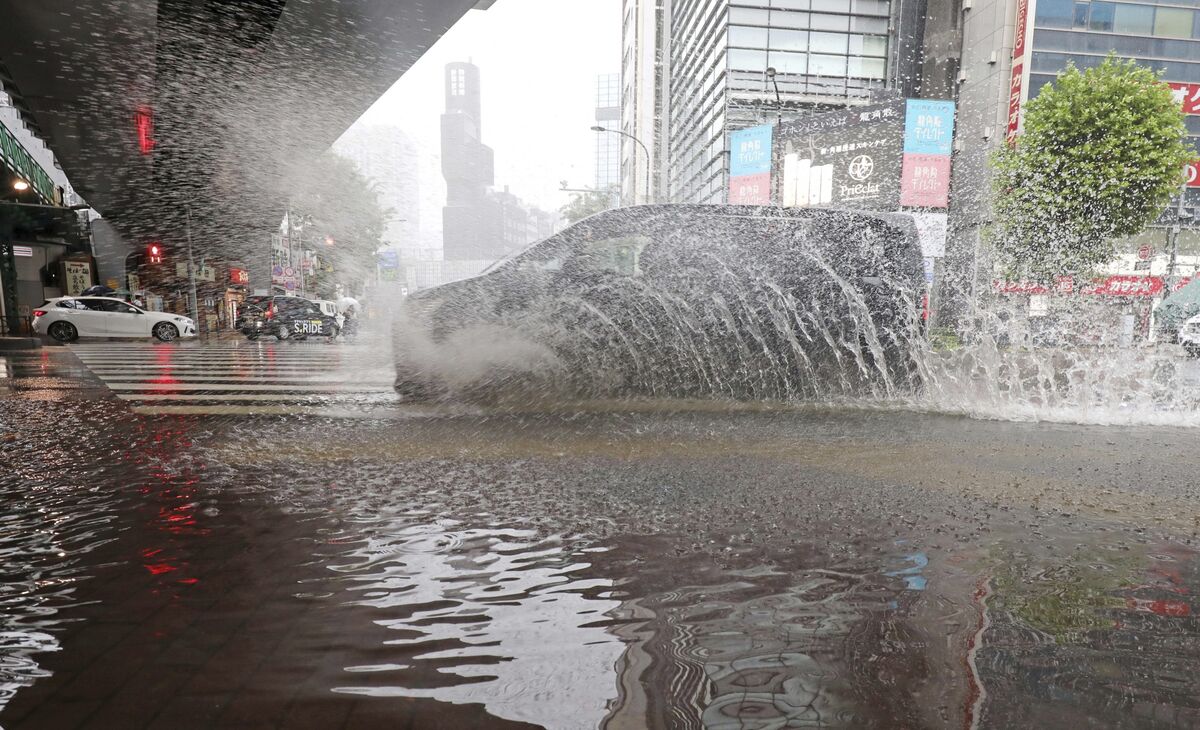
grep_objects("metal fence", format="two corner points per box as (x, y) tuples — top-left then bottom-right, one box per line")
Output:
(0, 316), (34, 337)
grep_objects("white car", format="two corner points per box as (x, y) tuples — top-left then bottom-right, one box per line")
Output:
(1179, 314), (1200, 356)
(312, 299), (345, 327)
(32, 297), (197, 343)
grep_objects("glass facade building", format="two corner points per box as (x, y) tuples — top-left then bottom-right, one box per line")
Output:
(594, 73), (622, 193)
(655, 0), (907, 204)
(1028, 0), (1200, 205)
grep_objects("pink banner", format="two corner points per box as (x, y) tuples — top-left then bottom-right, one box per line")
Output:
(899, 154), (951, 208)
(728, 172), (771, 205)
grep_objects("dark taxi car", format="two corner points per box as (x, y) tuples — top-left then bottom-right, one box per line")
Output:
(237, 295), (340, 341)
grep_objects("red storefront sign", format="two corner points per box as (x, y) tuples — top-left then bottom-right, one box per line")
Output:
(995, 275), (1164, 297)
(1081, 275), (1164, 297)
(992, 275), (1073, 295)
(1005, 0), (1031, 143)
(1169, 82), (1200, 115)
(229, 267), (249, 285)
(993, 280), (1048, 294)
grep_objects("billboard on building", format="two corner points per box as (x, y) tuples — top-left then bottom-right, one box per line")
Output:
(899, 98), (955, 208)
(775, 99), (906, 210)
(728, 125), (774, 205)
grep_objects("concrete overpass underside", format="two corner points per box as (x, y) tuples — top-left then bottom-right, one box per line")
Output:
(0, 0), (484, 264)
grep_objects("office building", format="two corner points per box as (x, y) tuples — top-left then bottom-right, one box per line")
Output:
(595, 73), (622, 196)
(621, 0), (927, 205)
(949, 0), (1200, 282)
(621, 0), (671, 204)
(333, 124), (420, 259)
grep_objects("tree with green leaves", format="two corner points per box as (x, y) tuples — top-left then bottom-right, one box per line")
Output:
(286, 151), (391, 297)
(990, 55), (1195, 281)
(560, 188), (616, 225)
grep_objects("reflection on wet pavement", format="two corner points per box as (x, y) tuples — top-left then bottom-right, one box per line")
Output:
(4, 347), (1200, 727)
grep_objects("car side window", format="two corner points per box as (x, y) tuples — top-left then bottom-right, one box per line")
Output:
(56, 299), (82, 309)
(75, 298), (103, 311)
(92, 300), (137, 314)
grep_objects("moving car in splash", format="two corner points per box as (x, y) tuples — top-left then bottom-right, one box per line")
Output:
(394, 204), (926, 401)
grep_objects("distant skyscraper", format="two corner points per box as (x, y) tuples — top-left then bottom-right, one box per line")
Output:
(333, 124), (420, 256)
(594, 73), (621, 194)
(440, 61), (497, 262)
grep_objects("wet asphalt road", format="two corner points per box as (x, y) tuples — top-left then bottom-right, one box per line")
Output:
(2, 342), (1200, 729)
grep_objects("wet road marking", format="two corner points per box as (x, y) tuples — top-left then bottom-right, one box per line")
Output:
(69, 341), (398, 416)
(104, 382), (395, 392)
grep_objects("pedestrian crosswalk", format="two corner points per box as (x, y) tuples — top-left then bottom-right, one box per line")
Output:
(69, 337), (401, 416)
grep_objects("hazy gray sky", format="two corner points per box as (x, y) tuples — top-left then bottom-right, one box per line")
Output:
(353, 0), (621, 217)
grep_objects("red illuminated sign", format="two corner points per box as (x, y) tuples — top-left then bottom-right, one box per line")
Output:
(147, 242), (163, 264)
(229, 268), (250, 285)
(135, 106), (156, 155)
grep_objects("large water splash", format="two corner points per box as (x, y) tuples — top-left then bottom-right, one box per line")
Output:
(392, 204), (1200, 426)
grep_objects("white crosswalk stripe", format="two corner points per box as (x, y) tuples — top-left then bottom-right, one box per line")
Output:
(69, 337), (400, 416)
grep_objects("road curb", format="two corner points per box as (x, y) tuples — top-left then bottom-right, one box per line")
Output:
(0, 337), (41, 351)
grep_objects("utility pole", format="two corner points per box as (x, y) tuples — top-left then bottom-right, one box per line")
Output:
(185, 203), (199, 335)
(1166, 177), (1190, 290)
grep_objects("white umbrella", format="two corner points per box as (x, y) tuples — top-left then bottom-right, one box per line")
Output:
(337, 296), (361, 313)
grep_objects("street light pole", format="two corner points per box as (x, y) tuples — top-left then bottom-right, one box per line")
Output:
(765, 67), (783, 126)
(591, 126), (652, 205)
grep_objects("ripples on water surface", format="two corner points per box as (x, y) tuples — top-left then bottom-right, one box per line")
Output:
(4, 375), (1200, 728)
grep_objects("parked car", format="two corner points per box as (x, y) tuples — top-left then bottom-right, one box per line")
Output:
(312, 299), (345, 327)
(237, 295), (340, 341)
(1177, 314), (1200, 356)
(32, 297), (196, 342)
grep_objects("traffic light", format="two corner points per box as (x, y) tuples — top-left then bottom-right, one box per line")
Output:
(148, 242), (163, 264)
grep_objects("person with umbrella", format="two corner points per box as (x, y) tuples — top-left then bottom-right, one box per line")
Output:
(337, 296), (361, 339)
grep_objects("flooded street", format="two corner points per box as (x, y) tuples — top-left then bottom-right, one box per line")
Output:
(3, 345), (1200, 728)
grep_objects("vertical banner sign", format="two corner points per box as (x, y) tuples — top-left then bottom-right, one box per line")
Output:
(63, 261), (92, 296)
(900, 99), (955, 209)
(1006, 0), (1032, 143)
(728, 125), (773, 205)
